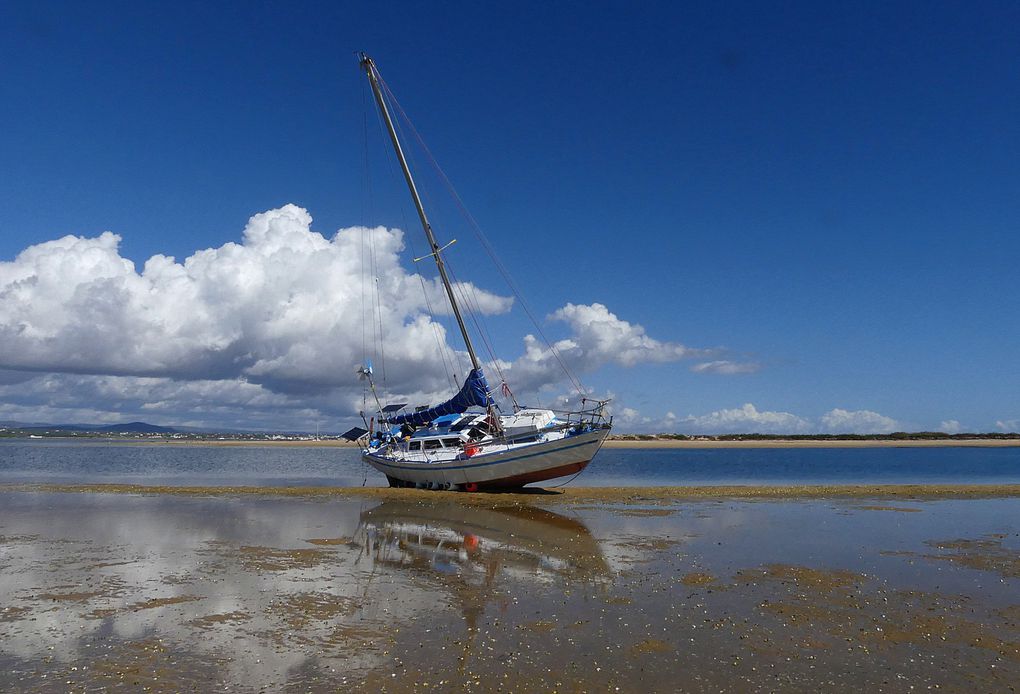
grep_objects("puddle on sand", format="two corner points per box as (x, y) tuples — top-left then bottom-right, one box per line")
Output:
(0, 491), (1018, 691)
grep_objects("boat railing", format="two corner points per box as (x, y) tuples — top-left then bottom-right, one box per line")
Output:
(543, 398), (613, 430)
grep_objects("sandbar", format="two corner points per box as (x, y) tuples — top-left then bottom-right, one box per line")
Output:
(7, 482), (1020, 504)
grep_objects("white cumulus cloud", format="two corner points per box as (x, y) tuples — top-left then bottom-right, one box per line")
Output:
(938, 420), (962, 434)
(820, 408), (900, 434)
(607, 402), (904, 435)
(0, 205), (731, 429)
(549, 303), (702, 367)
(504, 302), (713, 392)
(0, 205), (511, 395)
(680, 403), (812, 434)
(690, 360), (761, 375)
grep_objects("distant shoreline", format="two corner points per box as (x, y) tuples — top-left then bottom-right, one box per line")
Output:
(7, 482), (1020, 501)
(0, 437), (361, 447)
(3, 436), (1018, 449)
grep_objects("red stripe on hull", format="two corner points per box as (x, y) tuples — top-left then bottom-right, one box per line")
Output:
(477, 460), (590, 489)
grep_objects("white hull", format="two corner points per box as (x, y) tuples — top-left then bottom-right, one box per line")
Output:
(363, 427), (610, 489)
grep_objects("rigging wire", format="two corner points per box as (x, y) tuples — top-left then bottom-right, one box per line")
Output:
(377, 74), (507, 393)
(406, 232), (457, 390)
(422, 276), (457, 389)
(384, 89), (469, 386)
(382, 91), (519, 409)
(385, 99), (460, 390)
(445, 263), (511, 391)
(389, 112), (512, 401)
(376, 73), (587, 396)
(361, 80), (389, 383)
(369, 215), (386, 382)
(359, 79), (374, 409)
(387, 102), (462, 390)
(371, 83), (460, 392)
(447, 264), (504, 371)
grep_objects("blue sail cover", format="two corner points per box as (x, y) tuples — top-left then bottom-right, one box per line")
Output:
(383, 368), (493, 427)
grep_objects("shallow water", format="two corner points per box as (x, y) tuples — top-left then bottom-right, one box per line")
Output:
(1, 490), (1018, 691)
(2, 439), (1020, 487)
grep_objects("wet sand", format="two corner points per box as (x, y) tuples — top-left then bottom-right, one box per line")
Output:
(1, 487), (1019, 691)
(7, 482), (1020, 502)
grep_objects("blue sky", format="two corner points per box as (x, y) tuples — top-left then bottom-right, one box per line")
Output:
(1, 1), (1018, 433)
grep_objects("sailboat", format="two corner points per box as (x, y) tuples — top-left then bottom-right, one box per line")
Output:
(345, 55), (611, 491)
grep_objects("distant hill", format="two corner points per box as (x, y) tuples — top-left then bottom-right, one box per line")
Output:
(9, 421), (178, 434)
(1, 421), (331, 436)
(102, 422), (178, 434)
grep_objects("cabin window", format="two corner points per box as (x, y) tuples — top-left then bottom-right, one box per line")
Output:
(408, 441), (421, 451)
(442, 438), (461, 448)
(423, 439), (442, 450)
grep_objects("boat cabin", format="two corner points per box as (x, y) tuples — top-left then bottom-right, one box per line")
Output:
(369, 408), (563, 463)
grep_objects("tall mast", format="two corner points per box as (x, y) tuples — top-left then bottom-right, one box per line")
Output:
(359, 53), (482, 374)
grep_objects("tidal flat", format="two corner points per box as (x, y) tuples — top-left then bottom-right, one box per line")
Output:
(1, 489), (1018, 692)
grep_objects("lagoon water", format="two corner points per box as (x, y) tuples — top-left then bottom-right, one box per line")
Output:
(3, 442), (1020, 690)
(1, 439), (1020, 487)
(2, 489), (1019, 691)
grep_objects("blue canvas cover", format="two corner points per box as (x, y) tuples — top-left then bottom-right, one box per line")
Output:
(383, 368), (493, 427)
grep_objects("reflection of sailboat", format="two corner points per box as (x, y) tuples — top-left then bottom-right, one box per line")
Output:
(349, 55), (612, 490)
(355, 501), (608, 676)
(357, 501), (609, 585)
